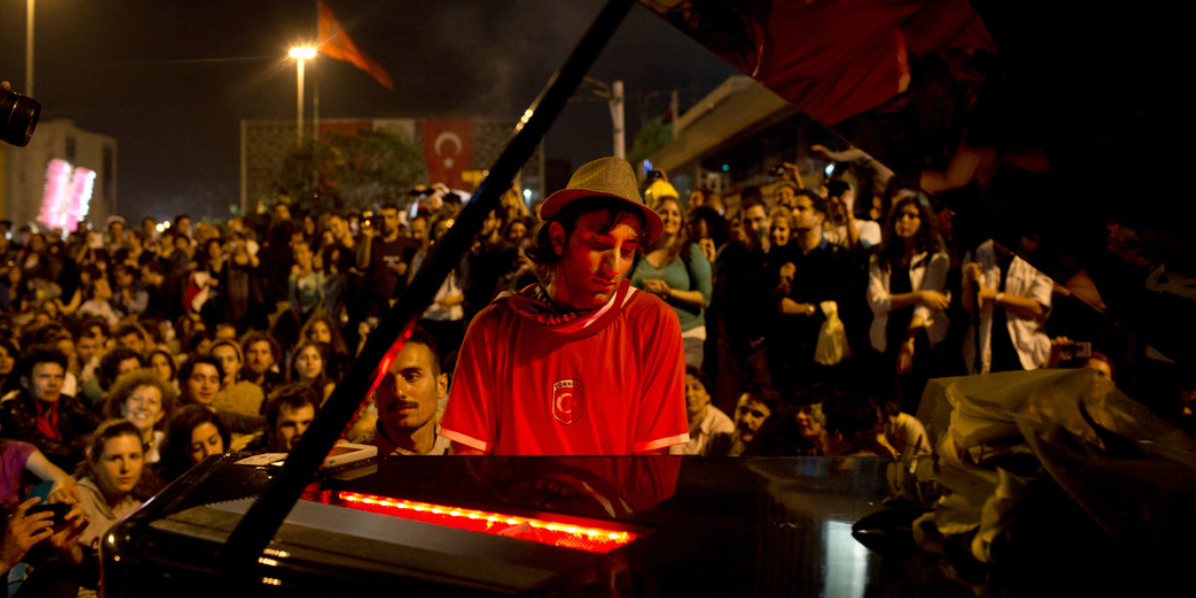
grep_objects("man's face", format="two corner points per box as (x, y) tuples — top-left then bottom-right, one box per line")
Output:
(550, 210), (642, 311)
(274, 404), (315, 452)
(24, 362), (65, 404)
(375, 343), (446, 434)
(791, 196), (824, 233)
(1084, 358), (1114, 382)
(118, 332), (146, 355)
(117, 357), (141, 379)
(410, 217), (428, 242)
(329, 216), (347, 239)
(293, 242), (313, 268)
(776, 186), (796, 208)
(380, 208), (400, 235)
(75, 334), (102, 361)
(745, 205), (769, 241)
(481, 210), (501, 237)
(684, 373), (710, 418)
(246, 341), (275, 375)
(176, 217), (191, 235)
(115, 269), (133, 288)
(187, 363), (221, 405)
(733, 395), (771, 443)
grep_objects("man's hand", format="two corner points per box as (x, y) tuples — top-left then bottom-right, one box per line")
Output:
(46, 475), (78, 506)
(1, 497), (56, 570)
(47, 504), (87, 564)
(897, 338), (916, 375)
(918, 290), (950, 311)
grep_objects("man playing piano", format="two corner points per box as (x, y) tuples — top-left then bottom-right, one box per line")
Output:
(439, 157), (689, 455)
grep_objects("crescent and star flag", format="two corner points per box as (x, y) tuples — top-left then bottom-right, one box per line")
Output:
(421, 119), (474, 187)
(317, 0), (394, 90)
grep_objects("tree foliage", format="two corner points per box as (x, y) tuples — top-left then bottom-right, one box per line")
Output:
(275, 128), (426, 214)
(627, 115), (674, 170)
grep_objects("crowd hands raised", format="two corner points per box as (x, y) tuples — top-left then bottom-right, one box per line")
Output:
(1, 152), (1191, 594)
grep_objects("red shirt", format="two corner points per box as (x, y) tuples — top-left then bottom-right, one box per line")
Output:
(440, 281), (689, 455)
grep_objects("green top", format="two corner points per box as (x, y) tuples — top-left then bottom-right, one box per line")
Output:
(630, 243), (712, 333)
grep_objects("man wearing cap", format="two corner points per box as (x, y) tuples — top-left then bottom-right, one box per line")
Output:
(439, 157), (689, 455)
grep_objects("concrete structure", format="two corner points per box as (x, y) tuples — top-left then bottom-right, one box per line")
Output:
(1, 119), (116, 231)
(649, 76), (843, 207)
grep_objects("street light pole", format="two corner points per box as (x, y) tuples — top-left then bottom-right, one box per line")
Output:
(26, 0), (34, 96)
(289, 46), (317, 146)
(611, 80), (624, 160)
(583, 77), (626, 160)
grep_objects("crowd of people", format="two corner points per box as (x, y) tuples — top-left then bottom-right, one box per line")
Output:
(1, 153), (1189, 595)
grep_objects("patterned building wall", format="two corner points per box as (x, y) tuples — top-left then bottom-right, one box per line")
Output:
(241, 117), (543, 215)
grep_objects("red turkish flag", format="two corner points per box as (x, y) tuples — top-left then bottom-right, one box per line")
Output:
(421, 119), (474, 187)
(317, 0), (394, 90)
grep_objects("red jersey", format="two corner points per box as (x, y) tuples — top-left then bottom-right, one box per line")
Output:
(439, 280), (689, 455)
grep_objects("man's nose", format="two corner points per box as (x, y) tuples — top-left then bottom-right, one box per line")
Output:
(602, 250), (623, 274)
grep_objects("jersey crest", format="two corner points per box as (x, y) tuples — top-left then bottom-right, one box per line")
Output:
(551, 379), (583, 425)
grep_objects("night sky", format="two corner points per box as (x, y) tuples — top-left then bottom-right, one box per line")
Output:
(0, 0), (737, 222)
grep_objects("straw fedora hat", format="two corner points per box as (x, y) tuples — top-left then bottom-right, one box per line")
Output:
(540, 157), (664, 244)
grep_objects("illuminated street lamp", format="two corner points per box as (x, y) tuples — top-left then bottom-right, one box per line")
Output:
(289, 46), (317, 145)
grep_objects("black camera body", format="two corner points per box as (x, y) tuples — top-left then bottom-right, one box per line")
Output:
(1, 87), (41, 147)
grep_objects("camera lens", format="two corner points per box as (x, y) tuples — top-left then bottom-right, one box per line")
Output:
(1, 88), (41, 147)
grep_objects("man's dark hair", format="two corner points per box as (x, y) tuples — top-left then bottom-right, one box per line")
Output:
(795, 189), (829, 216)
(740, 196), (765, 214)
(378, 203), (400, 213)
(265, 383), (321, 432)
(19, 322), (71, 351)
(740, 185), (764, 204)
(825, 180), (853, 199)
(739, 384), (781, 413)
(74, 317), (110, 341)
(140, 259), (165, 276)
(242, 332), (282, 367)
(178, 355), (223, 398)
(685, 365), (712, 397)
(402, 326), (443, 377)
(442, 192), (462, 207)
(526, 196), (647, 267)
(14, 345), (68, 389)
(115, 323), (148, 343)
(174, 214), (191, 224)
(822, 391), (883, 441)
(98, 348), (145, 390)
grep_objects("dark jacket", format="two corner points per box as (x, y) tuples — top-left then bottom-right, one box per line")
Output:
(0, 389), (101, 471)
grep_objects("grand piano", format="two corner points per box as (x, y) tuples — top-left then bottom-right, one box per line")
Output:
(103, 1), (1195, 596)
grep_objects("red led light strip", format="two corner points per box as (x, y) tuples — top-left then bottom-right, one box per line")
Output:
(321, 491), (638, 553)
